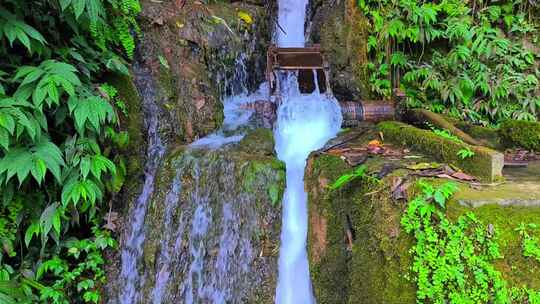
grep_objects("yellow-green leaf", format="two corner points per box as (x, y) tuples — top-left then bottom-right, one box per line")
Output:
(238, 11), (253, 25)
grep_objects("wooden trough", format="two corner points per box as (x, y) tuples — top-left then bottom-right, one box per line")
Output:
(266, 44), (332, 101)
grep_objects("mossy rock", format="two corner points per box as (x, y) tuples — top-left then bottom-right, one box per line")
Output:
(308, 0), (371, 100)
(499, 120), (540, 151)
(378, 121), (504, 182)
(138, 133), (285, 303)
(306, 152), (540, 303)
(306, 153), (416, 304)
(238, 128), (276, 156)
(446, 198), (540, 291)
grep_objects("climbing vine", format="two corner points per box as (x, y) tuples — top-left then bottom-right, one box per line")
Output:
(0, 0), (139, 302)
(359, 0), (540, 125)
(402, 180), (540, 303)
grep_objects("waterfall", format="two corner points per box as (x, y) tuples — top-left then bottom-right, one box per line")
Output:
(118, 62), (166, 303)
(274, 1), (343, 303)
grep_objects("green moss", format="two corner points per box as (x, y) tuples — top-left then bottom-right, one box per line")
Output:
(499, 120), (540, 151)
(157, 64), (176, 101)
(446, 200), (540, 290)
(378, 121), (503, 181)
(308, 148), (540, 303)
(306, 154), (416, 303)
(239, 160), (285, 210)
(238, 128), (275, 156)
(316, 0), (371, 99)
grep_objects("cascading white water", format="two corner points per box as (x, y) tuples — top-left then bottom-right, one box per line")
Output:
(118, 62), (166, 304)
(274, 1), (343, 303)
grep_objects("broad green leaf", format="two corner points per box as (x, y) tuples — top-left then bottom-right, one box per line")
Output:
(20, 68), (44, 86)
(0, 147), (32, 184)
(24, 223), (40, 247)
(0, 129), (8, 150)
(80, 157), (91, 179)
(30, 158), (47, 184)
(0, 111), (15, 134)
(33, 140), (64, 182)
(40, 203), (58, 236)
(47, 80), (59, 105)
(73, 0), (86, 19)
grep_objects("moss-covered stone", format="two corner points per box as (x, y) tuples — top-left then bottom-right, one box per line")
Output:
(308, 0), (371, 100)
(138, 129), (285, 303)
(307, 151), (540, 303)
(378, 121), (504, 182)
(406, 109), (482, 146)
(135, 0), (275, 144)
(499, 120), (540, 151)
(238, 128), (276, 156)
(306, 153), (416, 304)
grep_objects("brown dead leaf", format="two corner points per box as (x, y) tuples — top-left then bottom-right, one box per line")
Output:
(451, 171), (476, 181)
(152, 16), (164, 26)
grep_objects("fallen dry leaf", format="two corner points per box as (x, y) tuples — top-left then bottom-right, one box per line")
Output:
(451, 171), (476, 181)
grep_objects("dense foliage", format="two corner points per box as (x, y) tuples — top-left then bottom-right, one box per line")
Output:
(360, 0), (540, 125)
(0, 0), (140, 302)
(499, 119), (540, 151)
(402, 180), (540, 303)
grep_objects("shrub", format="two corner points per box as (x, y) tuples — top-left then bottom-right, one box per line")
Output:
(499, 120), (540, 151)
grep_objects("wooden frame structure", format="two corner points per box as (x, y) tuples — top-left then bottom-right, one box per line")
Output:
(266, 44), (332, 103)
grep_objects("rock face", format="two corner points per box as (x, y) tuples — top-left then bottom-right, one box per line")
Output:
(305, 128), (540, 304)
(307, 0), (370, 101)
(104, 1), (282, 302)
(305, 152), (416, 304)
(137, 129), (285, 303)
(135, 0), (275, 144)
(107, 127), (285, 303)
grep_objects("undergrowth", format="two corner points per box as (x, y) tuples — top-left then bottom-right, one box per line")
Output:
(360, 0), (540, 125)
(0, 0), (140, 302)
(402, 180), (540, 303)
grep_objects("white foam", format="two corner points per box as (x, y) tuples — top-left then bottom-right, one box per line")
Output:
(274, 93), (342, 304)
(274, 1), (343, 303)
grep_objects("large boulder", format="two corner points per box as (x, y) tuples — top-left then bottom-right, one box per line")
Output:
(307, 0), (371, 101)
(138, 129), (284, 303)
(134, 0), (275, 144)
(306, 127), (540, 303)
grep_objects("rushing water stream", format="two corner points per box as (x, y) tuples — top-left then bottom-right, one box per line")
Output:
(119, 62), (166, 304)
(274, 0), (343, 303)
(116, 1), (341, 303)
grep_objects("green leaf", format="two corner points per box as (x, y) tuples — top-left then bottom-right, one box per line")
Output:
(33, 140), (64, 182)
(20, 68), (44, 86)
(47, 80), (59, 105)
(80, 157), (91, 180)
(0, 129), (8, 150)
(73, 0), (86, 19)
(24, 223), (40, 247)
(0, 111), (15, 134)
(0, 147), (32, 184)
(59, 0), (72, 11)
(30, 158), (47, 184)
(434, 191), (445, 208)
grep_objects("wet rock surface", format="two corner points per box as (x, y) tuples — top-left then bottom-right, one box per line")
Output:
(116, 129), (285, 304)
(135, 0), (275, 144)
(307, 0), (370, 101)
(456, 161), (540, 208)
